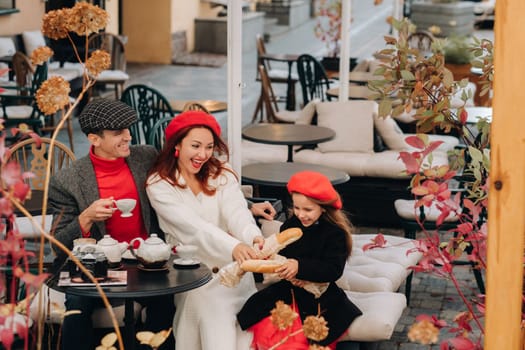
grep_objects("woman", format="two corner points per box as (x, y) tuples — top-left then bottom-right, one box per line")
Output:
(237, 171), (362, 349)
(146, 110), (264, 349)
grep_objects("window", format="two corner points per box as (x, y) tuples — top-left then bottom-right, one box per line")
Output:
(0, 0), (18, 16)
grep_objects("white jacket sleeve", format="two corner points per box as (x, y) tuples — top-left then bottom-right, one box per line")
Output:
(217, 170), (262, 245)
(146, 175), (257, 269)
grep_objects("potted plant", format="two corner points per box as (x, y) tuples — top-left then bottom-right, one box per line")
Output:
(441, 35), (474, 80)
(313, 0), (361, 72)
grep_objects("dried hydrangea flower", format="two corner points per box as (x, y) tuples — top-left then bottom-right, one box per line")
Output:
(270, 301), (298, 330)
(407, 319), (439, 345)
(36, 76), (71, 115)
(86, 50), (111, 77)
(303, 315), (329, 342)
(68, 2), (109, 36)
(42, 9), (72, 40)
(31, 46), (54, 66)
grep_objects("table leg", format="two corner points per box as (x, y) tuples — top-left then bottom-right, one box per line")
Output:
(285, 61), (295, 111)
(287, 145), (293, 163)
(124, 300), (136, 350)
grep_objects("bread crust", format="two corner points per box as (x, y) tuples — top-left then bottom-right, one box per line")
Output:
(240, 259), (284, 273)
(275, 227), (303, 245)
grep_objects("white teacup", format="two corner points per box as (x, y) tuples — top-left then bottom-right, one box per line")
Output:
(113, 198), (137, 218)
(176, 244), (198, 263)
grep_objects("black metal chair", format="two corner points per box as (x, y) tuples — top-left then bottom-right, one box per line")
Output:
(147, 116), (173, 151)
(120, 84), (175, 145)
(296, 54), (332, 106)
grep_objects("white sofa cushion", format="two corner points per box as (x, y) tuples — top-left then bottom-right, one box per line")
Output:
(394, 199), (459, 222)
(316, 101), (375, 153)
(241, 140), (299, 166)
(373, 114), (406, 150)
(294, 98), (319, 125)
(344, 291), (406, 341)
(0, 37), (16, 57)
(22, 31), (47, 57)
(14, 215), (53, 238)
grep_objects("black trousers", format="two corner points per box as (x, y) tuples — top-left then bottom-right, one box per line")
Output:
(62, 293), (175, 350)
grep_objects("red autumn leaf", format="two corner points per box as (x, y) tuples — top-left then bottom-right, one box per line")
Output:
(405, 135), (426, 149)
(447, 336), (476, 350)
(398, 152), (420, 174)
(362, 233), (387, 251)
(0, 328), (14, 350)
(12, 182), (31, 202)
(422, 140), (445, 156)
(459, 108), (468, 125)
(1, 162), (23, 187)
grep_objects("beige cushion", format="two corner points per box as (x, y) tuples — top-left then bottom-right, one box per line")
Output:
(343, 291), (406, 341)
(241, 140), (299, 166)
(316, 101), (375, 153)
(294, 98), (319, 125)
(22, 31), (47, 57)
(0, 37), (16, 57)
(0, 105), (34, 119)
(373, 114), (406, 150)
(274, 110), (302, 123)
(97, 70), (129, 81)
(394, 199), (459, 222)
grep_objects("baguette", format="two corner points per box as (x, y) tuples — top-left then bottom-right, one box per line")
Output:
(275, 227), (303, 245)
(240, 259), (284, 273)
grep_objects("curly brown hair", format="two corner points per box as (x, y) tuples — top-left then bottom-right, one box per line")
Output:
(147, 125), (231, 195)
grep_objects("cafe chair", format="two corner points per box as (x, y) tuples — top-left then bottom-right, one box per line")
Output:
(121, 84), (176, 145)
(88, 32), (129, 99)
(147, 116), (173, 151)
(407, 30), (435, 56)
(252, 34), (298, 122)
(254, 65), (304, 124)
(0, 52), (48, 139)
(9, 137), (76, 239)
(296, 54), (332, 106)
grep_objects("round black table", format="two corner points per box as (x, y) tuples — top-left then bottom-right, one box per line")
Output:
(49, 257), (212, 350)
(242, 124), (335, 162)
(242, 162), (350, 187)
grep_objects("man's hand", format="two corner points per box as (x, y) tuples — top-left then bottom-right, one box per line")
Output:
(250, 201), (276, 221)
(78, 197), (115, 233)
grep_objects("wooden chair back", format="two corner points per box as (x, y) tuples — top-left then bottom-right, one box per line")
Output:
(121, 84), (175, 145)
(407, 31), (435, 55)
(8, 137), (76, 191)
(88, 32), (127, 71)
(296, 54), (331, 106)
(181, 101), (210, 113)
(257, 64), (280, 123)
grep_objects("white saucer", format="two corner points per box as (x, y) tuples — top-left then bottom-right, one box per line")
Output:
(120, 213), (133, 218)
(173, 258), (199, 266)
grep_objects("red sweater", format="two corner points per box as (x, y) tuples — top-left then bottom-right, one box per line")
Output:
(90, 148), (148, 242)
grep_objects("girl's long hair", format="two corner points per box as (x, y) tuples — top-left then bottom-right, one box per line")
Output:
(147, 125), (230, 196)
(290, 194), (353, 257)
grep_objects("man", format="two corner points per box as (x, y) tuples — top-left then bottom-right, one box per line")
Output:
(48, 98), (175, 350)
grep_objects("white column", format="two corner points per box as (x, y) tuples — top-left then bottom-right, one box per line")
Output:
(227, 0), (243, 175)
(338, 0), (351, 100)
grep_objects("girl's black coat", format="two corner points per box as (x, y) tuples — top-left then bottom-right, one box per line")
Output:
(237, 216), (362, 346)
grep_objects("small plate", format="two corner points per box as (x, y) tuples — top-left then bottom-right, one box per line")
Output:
(138, 264), (169, 272)
(173, 258), (200, 269)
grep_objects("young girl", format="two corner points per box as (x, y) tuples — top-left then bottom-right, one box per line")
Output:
(237, 171), (362, 349)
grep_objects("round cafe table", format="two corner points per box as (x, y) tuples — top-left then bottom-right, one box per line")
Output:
(242, 124), (335, 162)
(49, 257), (211, 350)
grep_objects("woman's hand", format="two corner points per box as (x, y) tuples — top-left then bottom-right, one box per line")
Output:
(275, 258), (299, 281)
(289, 278), (306, 287)
(232, 243), (260, 264)
(250, 201), (276, 220)
(252, 236), (265, 250)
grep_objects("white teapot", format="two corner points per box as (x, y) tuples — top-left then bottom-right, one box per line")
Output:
(96, 235), (128, 265)
(129, 234), (171, 268)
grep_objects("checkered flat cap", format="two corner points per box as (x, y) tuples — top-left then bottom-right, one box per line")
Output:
(79, 98), (138, 134)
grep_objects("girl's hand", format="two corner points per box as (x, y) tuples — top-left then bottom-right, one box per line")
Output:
(275, 258), (299, 281)
(252, 236), (265, 250)
(232, 243), (259, 264)
(289, 278), (306, 287)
